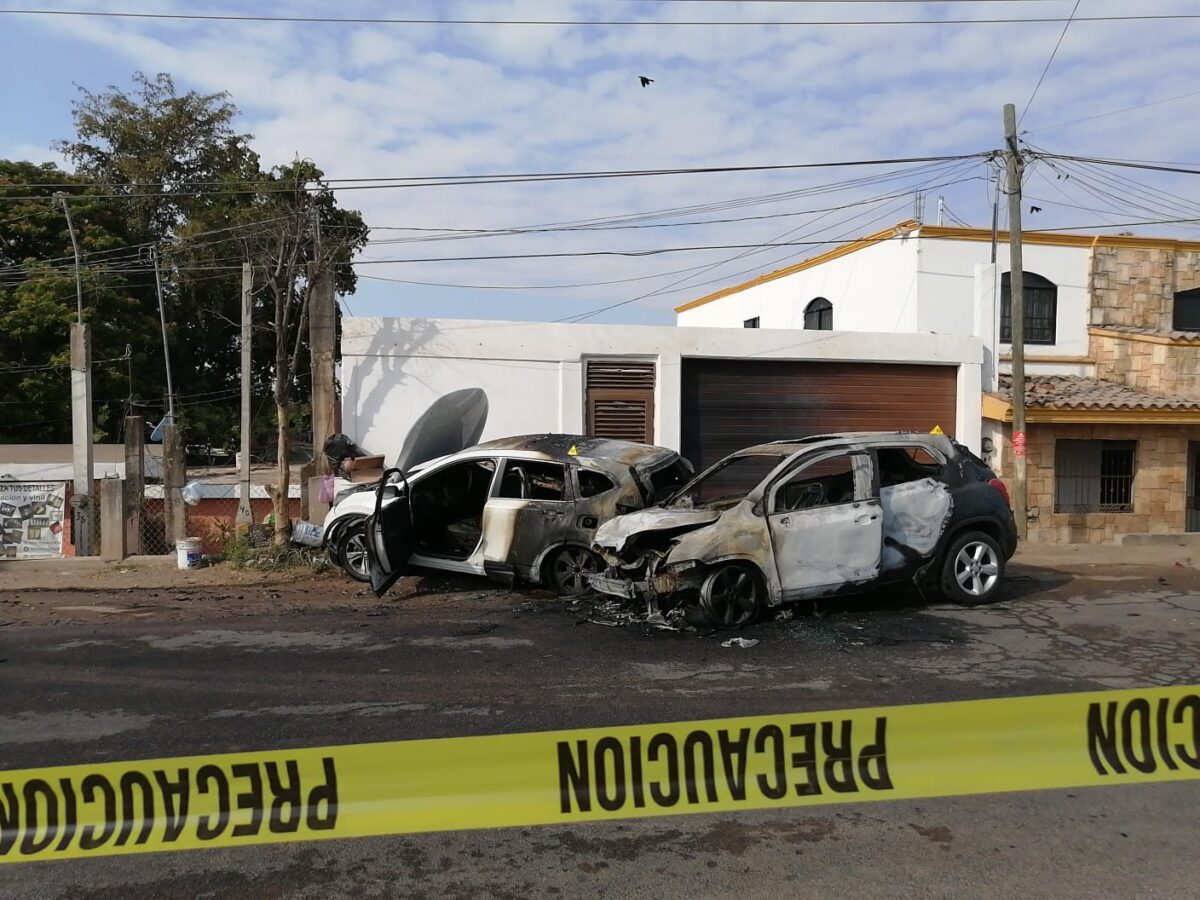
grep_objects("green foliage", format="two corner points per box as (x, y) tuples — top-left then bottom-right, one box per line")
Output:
(0, 161), (163, 442)
(1, 71), (367, 451)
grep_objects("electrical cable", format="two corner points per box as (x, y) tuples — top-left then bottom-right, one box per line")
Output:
(0, 8), (1193, 26)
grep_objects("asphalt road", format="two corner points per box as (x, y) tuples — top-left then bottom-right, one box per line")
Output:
(1, 552), (1199, 899)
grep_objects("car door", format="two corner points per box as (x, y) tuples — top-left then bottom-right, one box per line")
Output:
(364, 469), (416, 597)
(875, 444), (953, 575)
(766, 450), (882, 600)
(480, 458), (575, 578)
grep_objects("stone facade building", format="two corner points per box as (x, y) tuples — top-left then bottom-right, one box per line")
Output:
(983, 238), (1200, 542)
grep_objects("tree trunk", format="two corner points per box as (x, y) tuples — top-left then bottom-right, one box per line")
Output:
(273, 398), (291, 545)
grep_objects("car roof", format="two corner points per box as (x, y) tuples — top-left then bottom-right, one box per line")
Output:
(466, 434), (677, 467)
(735, 431), (955, 456)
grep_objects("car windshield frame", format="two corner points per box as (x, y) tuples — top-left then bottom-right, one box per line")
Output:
(662, 448), (795, 511)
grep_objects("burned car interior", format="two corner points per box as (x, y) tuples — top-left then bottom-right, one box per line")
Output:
(410, 459), (496, 559)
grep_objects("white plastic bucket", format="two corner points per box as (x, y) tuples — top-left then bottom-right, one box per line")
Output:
(176, 538), (203, 570)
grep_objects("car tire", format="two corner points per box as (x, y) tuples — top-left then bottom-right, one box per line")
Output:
(939, 530), (1004, 605)
(336, 519), (372, 583)
(545, 545), (603, 597)
(698, 563), (765, 628)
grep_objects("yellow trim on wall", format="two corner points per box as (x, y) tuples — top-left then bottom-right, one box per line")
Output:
(673, 220), (920, 313)
(920, 224), (1200, 253)
(1089, 327), (1200, 347)
(980, 394), (1200, 425)
(981, 394), (1011, 422)
(998, 354), (1096, 364)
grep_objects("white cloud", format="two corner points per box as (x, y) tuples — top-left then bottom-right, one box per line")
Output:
(7, 0), (1200, 322)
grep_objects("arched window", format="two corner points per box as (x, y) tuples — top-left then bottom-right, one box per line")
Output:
(803, 297), (833, 330)
(1173, 287), (1200, 331)
(1000, 272), (1057, 345)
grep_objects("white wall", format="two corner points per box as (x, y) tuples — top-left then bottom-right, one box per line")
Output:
(675, 232), (921, 333)
(674, 231), (1092, 373)
(916, 237), (1091, 359)
(341, 317), (984, 459)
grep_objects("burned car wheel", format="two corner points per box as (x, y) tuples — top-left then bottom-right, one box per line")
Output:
(699, 564), (764, 627)
(546, 546), (603, 597)
(940, 530), (1004, 605)
(336, 520), (372, 583)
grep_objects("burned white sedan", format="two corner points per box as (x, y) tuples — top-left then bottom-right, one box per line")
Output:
(588, 432), (1017, 624)
(361, 435), (692, 597)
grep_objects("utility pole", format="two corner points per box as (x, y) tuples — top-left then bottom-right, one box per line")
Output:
(937, 196), (945, 227)
(151, 246), (176, 423)
(309, 262), (336, 477)
(55, 192), (94, 555)
(238, 262), (253, 525)
(1003, 103), (1028, 540)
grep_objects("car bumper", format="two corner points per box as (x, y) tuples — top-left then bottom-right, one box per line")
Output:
(586, 573), (645, 600)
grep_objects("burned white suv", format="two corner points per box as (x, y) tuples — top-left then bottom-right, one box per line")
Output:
(587, 432), (1018, 624)
(360, 435), (692, 597)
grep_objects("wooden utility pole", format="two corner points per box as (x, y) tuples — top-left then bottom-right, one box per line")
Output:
(309, 262), (337, 477)
(124, 416), (144, 554)
(1004, 103), (1028, 539)
(238, 262), (253, 525)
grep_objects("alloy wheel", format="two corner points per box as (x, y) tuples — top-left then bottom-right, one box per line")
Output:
(953, 540), (1000, 598)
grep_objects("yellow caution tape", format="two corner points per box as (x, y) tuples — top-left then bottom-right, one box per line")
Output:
(2, 685), (1198, 864)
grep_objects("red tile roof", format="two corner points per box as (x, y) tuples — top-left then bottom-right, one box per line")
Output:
(993, 375), (1200, 411)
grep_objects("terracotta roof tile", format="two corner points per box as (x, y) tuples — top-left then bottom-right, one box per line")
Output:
(992, 375), (1200, 411)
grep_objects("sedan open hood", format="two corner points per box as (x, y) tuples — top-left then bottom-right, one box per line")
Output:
(393, 388), (489, 472)
(593, 507), (721, 554)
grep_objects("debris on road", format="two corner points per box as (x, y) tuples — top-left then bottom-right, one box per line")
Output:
(721, 637), (759, 649)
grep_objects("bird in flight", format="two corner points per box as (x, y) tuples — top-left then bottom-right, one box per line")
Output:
(638, 76), (654, 87)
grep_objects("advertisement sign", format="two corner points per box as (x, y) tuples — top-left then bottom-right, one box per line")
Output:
(0, 481), (66, 559)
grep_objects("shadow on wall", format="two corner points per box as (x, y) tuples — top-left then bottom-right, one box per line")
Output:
(344, 317), (443, 456)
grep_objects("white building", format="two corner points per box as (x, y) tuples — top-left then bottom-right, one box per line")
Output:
(340, 316), (982, 476)
(676, 219), (1096, 386)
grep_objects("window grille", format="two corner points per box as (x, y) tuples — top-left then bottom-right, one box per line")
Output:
(1000, 272), (1057, 344)
(1054, 440), (1135, 513)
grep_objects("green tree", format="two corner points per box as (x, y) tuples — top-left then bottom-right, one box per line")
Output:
(56, 73), (265, 450)
(0, 161), (162, 443)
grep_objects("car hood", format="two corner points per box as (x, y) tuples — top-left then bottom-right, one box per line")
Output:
(393, 388), (489, 472)
(593, 507), (721, 554)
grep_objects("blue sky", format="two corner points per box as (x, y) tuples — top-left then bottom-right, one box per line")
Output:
(3, 0), (1199, 325)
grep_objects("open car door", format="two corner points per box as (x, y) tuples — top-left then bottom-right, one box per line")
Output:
(364, 468), (416, 596)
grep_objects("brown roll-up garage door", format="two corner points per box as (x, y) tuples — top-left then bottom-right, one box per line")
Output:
(680, 359), (958, 473)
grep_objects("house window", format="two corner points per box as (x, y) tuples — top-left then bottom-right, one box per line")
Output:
(1173, 287), (1200, 331)
(803, 297), (833, 330)
(743, 316), (760, 328)
(1000, 272), (1057, 344)
(1054, 440), (1135, 513)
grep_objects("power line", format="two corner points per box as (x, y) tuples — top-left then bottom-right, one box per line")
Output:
(1032, 152), (1200, 178)
(0, 154), (990, 202)
(1019, 0), (1080, 124)
(1025, 89), (1200, 135)
(1, 8), (1192, 26)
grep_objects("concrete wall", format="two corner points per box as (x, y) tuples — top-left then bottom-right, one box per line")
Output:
(340, 317), (984, 460)
(675, 233), (921, 332)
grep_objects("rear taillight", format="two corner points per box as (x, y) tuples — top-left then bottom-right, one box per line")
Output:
(988, 478), (1011, 508)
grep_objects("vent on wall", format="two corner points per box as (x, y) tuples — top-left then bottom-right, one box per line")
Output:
(585, 360), (656, 443)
